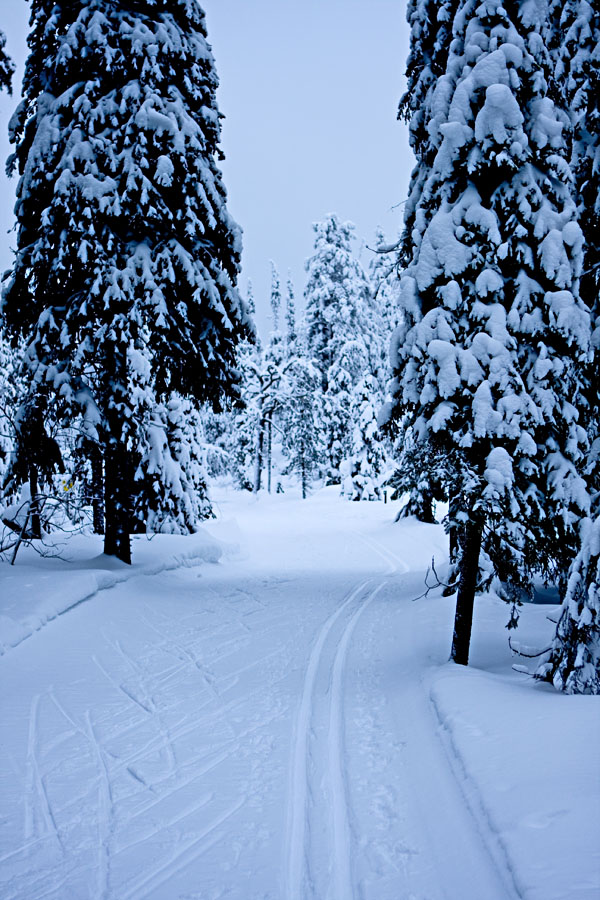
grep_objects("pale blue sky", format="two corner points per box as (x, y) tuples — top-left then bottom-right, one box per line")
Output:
(0, 0), (413, 336)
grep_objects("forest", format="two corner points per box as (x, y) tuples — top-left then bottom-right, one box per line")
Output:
(0, 2), (598, 899)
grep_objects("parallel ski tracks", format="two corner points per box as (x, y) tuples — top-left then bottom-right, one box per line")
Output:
(285, 542), (400, 900)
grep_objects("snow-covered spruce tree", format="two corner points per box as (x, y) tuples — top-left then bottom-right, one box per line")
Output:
(0, 30), (15, 94)
(2, 0), (251, 563)
(390, 0), (463, 525)
(263, 263), (286, 491)
(554, 2), (600, 496)
(387, 0), (591, 665)
(326, 338), (368, 480)
(133, 393), (212, 533)
(340, 375), (387, 501)
(397, 0), (461, 272)
(304, 214), (373, 480)
(282, 357), (324, 499)
(536, 515), (600, 693)
(531, 1), (600, 693)
(285, 273), (297, 355)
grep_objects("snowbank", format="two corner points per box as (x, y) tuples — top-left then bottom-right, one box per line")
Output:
(0, 529), (222, 655)
(428, 595), (600, 900)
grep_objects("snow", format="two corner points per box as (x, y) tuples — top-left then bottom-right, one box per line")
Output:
(0, 486), (598, 899)
(0, 530), (222, 656)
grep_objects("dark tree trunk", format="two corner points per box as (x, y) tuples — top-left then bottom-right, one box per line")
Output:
(254, 417), (265, 493)
(28, 466), (41, 539)
(300, 440), (307, 499)
(443, 497), (460, 596)
(91, 445), (105, 535)
(450, 515), (484, 666)
(267, 415), (272, 493)
(104, 440), (131, 564)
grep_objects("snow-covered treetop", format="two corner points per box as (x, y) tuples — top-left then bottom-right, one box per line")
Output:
(304, 213), (373, 378)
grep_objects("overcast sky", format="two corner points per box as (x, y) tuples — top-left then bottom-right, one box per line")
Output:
(0, 0), (413, 337)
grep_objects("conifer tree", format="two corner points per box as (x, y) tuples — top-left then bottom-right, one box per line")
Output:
(0, 30), (15, 94)
(133, 393), (212, 533)
(398, 0), (461, 272)
(282, 358), (324, 499)
(2, 0), (250, 562)
(536, 515), (600, 693)
(340, 375), (387, 501)
(263, 263), (285, 491)
(555, 2), (599, 492)
(246, 280), (256, 318)
(304, 214), (373, 480)
(533, 1), (600, 693)
(285, 273), (297, 354)
(388, 0), (591, 665)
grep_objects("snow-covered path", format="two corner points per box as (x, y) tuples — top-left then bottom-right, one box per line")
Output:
(0, 489), (598, 900)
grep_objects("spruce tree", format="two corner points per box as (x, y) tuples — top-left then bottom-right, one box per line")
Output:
(2, 0), (250, 562)
(556, 2), (599, 493)
(133, 393), (212, 533)
(285, 272), (297, 354)
(340, 375), (387, 501)
(282, 358), (324, 499)
(398, 0), (461, 272)
(304, 214), (373, 480)
(388, 0), (591, 665)
(536, 515), (600, 693)
(533, 1), (600, 692)
(0, 30), (15, 94)
(264, 263), (285, 491)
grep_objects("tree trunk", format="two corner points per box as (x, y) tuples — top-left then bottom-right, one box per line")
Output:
(253, 419), (265, 493)
(450, 515), (484, 665)
(91, 445), (105, 535)
(267, 415), (272, 493)
(300, 440), (307, 500)
(28, 466), (41, 539)
(104, 440), (131, 564)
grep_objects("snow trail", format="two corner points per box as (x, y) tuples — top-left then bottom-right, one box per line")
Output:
(1, 489), (594, 899)
(328, 580), (386, 900)
(286, 530), (401, 900)
(285, 577), (374, 900)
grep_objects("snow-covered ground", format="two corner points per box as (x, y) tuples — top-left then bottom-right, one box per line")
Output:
(0, 486), (598, 900)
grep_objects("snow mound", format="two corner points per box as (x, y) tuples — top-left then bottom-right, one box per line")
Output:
(0, 529), (222, 655)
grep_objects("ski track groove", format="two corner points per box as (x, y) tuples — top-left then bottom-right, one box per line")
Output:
(109, 637), (179, 777)
(285, 578), (374, 900)
(329, 580), (387, 900)
(138, 613), (225, 705)
(24, 692), (64, 852)
(121, 798), (245, 900)
(86, 711), (114, 900)
(92, 655), (153, 717)
(285, 530), (401, 900)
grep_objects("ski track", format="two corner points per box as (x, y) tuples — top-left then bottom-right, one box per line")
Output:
(85, 711), (113, 900)
(286, 538), (400, 900)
